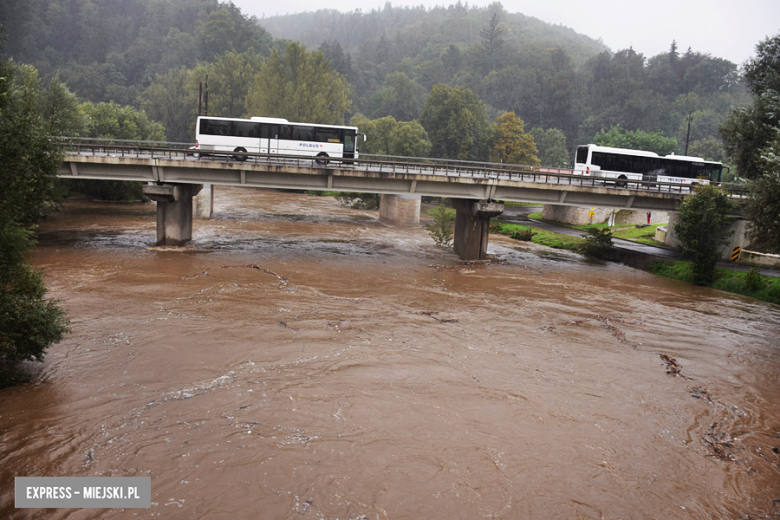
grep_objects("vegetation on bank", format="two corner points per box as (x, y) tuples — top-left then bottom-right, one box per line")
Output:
(488, 217), (779, 306)
(649, 262), (780, 305)
(1, 52), (70, 388)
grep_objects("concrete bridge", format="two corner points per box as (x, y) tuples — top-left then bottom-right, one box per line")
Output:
(59, 140), (749, 260)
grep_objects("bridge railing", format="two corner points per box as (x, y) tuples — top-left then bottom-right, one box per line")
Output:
(60, 139), (752, 200)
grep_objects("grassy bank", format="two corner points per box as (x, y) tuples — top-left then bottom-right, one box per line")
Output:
(649, 261), (780, 304)
(489, 222), (585, 250)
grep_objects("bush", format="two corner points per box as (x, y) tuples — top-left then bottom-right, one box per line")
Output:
(510, 229), (535, 241)
(581, 227), (613, 257)
(675, 185), (735, 285)
(427, 201), (454, 247)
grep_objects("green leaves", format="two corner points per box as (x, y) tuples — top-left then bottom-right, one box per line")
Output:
(419, 85), (489, 161)
(675, 184), (735, 285)
(593, 125), (679, 155)
(489, 112), (539, 165)
(427, 201), (455, 247)
(350, 115), (431, 158)
(0, 58), (68, 374)
(245, 42), (352, 125)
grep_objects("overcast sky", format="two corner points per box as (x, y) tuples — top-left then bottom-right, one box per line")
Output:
(231, 0), (778, 66)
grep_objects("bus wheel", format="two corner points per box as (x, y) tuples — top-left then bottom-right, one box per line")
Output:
(690, 182), (699, 192)
(233, 147), (247, 162)
(315, 153), (330, 165)
(616, 175), (628, 188)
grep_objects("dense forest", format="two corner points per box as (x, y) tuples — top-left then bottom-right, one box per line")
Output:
(0, 0), (752, 171)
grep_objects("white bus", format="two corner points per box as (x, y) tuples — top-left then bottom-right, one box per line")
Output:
(573, 144), (726, 188)
(193, 116), (364, 164)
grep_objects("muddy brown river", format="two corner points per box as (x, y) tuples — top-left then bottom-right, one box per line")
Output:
(1, 187), (779, 519)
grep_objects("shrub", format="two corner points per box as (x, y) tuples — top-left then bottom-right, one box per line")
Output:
(427, 201), (455, 247)
(581, 227), (613, 257)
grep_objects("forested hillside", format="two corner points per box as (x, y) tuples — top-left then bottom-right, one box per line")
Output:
(0, 0), (751, 170)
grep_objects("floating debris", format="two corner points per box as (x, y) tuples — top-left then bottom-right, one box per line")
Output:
(687, 385), (713, 402)
(221, 264), (288, 284)
(703, 420), (736, 462)
(660, 354), (684, 377)
(182, 268), (210, 280)
(419, 310), (459, 323)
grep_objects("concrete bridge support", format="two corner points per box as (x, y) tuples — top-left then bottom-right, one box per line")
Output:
(379, 194), (421, 227)
(663, 212), (751, 260)
(451, 199), (505, 260)
(193, 183), (214, 219)
(143, 183), (203, 246)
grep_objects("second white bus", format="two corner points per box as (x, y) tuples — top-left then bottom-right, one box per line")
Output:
(574, 144), (726, 188)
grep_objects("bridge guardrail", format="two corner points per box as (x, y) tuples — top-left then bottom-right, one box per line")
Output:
(59, 138), (751, 200)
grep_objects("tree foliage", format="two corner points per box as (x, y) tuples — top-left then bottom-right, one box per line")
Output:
(720, 33), (780, 180)
(489, 112), (539, 165)
(593, 125), (679, 155)
(0, 56), (68, 380)
(744, 169), (780, 254)
(427, 201), (454, 247)
(351, 114), (432, 157)
(674, 185), (735, 285)
(530, 128), (570, 167)
(245, 42), (352, 125)
(2, 2), (753, 165)
(419, 84), (489, 161)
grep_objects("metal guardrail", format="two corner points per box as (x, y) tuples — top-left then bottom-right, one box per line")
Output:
(59, 138), (751, 200)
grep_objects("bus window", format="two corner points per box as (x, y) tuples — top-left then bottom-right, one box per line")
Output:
(234, 121), (259, 138)
(576, 146), (589, 164)
(279, 125), (291, 140)
(315, 127), (340, 143)
(260, 124), (278, 139)
(293, 126), (315, 141)
(344, 133), (355, 153)
(201, 119), (231, 136)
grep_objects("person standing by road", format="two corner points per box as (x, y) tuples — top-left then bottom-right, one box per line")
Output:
(647, 211), (652, 224)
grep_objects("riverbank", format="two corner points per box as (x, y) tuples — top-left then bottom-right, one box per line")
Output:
(486, 210), (780, 306)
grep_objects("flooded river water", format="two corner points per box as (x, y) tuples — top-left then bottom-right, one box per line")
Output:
(1, 187), (779, 519)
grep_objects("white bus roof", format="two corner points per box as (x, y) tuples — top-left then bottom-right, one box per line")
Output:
(663, 153), (706, 162)
(581, 144), (659, 158)
(250, 116), (289, 123)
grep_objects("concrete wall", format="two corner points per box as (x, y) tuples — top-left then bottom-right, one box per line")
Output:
(379, 194), (421, 227)
(542, 205), (668, 226)
(738, 250), (780, 268)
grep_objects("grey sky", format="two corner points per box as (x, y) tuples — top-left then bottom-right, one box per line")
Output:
(232, 0), (778, 66)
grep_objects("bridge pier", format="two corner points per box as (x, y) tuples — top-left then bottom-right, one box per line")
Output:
(379, 194), (421, 227)
(452, 199), (504, 260)
(663, 211), (751, 260)
(143, 183), (203, 246)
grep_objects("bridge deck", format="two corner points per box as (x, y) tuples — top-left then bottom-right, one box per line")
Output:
(59, 141), (749, 213)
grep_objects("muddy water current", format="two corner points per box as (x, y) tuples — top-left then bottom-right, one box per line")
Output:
(1, 187), (779, 519)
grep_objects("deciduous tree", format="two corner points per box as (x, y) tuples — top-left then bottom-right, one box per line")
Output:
(674, 184), (735, 285)
(419, 84), (489, 161)
(720, 33), (780, 180)
(0, 57), (68, 385)
(593, 125), (678, 155)
(530, 127), (569, 167)
(489, 112), (539, 165)
(245, 42), (352, 125)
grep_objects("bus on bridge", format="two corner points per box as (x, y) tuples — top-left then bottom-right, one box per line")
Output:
(574, 144), (727, 188)
(193, 116), (365, 164)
